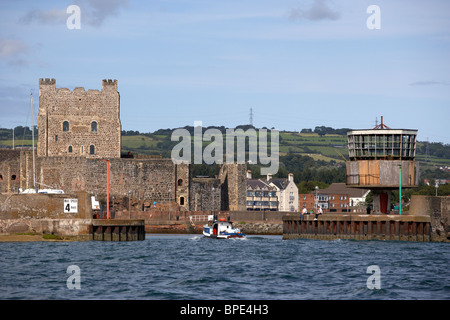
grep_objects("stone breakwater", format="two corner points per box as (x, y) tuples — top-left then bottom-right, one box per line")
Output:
(238, 222), (283, 235)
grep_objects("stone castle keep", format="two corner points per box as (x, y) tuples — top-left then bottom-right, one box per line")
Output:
(37, 78), (121, 159)
(0, 78), (247, 213)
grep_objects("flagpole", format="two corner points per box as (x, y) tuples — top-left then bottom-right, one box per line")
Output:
(31, 92), (36, 190)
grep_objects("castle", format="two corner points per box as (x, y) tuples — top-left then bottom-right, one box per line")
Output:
(0, 79), (247, 213)
(37, 78), (121, 159)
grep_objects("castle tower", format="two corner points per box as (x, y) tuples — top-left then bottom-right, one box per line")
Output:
(219, 163), (247, 211)
(346, 117), (419, 213)
(175, 163), (191, 210)
(37, 78), (121, 159)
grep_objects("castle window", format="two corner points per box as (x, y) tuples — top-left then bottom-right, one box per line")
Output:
(68, 146), (73, 153)
(55, 135), (58, 142)
(11, 175), (16, 180)
(91, 121), (97, 132)
(89, 145), (95, 155)
(179, 196), (185, 206)
(177, 179), (183, 187)
(0, 174), (3, 181)
(63, 121), (69, 132)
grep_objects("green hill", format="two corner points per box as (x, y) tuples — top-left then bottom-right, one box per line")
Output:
(1, 125), (449, 184)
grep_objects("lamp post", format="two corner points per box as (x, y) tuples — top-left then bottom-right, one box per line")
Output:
(435, 182), (439, 197)
(212, 187), (215, 218)
(315, 186), (319, 213)
(399, 165), (402, 215)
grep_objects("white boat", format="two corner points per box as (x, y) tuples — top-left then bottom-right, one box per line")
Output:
(203, 216), (246, 239)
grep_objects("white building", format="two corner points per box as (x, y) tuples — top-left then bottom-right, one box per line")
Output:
(268, 173), (299, 212)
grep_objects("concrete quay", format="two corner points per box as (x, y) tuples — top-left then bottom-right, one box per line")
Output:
(90, 219), (145, 241)
(283, 214), (432, 241)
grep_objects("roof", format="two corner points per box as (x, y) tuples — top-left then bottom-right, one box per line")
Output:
(314, 183), (370, 198)
(269, 178), (289, 190)
(247, 179), (275, 190)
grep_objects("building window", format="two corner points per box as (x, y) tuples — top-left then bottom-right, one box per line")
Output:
(89, 145), (95, 155)
(68, 146), (73, 153)
(63, 121), (69, 132)
(91, 121), (97, 132)
(11, 175), (16, 180)
(179, 196), (185, 206)
(177, 179), (183, 187)
(55, 135), (58, 142)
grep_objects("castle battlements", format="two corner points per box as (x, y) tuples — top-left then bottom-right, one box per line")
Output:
(102, 79), (117, 91)
(39, 78), (56, 86)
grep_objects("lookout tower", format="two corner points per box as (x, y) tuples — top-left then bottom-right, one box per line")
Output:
(346, 117), (419, 213)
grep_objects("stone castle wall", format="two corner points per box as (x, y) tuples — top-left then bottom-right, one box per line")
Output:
(0, 149), (246, 212)
(219, 163), (247, 211)
(37, 78), (121, 159)
(1, 78), (247, 214)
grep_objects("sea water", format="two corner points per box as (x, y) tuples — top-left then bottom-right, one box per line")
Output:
(0, 235), (448, 300)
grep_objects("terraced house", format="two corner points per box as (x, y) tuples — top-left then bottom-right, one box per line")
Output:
(246, 171), (299, 212)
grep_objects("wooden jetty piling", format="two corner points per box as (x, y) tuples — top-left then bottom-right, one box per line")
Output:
(283, 214), (431, 241)
(90, 219), (145, 241)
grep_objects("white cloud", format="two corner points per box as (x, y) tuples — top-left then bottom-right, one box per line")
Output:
(288, 0), (341, 21)
(0, 39), (31, 66)
(19, 7), (66, 25)
(19, 0), (128, 28)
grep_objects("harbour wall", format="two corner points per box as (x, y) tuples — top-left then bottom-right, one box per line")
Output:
(283, 214), (432, 241)
(0, 193), (448, 241)
(282, 195), (450, 242)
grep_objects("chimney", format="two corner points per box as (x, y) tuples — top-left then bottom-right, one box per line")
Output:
(247, 170), (252, 179)
(288, 173), (293, 182)
(267, 173), (272, 181)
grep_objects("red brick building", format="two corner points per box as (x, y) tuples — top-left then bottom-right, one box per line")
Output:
(299, 183), (370, 213)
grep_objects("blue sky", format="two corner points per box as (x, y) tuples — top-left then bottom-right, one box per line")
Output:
(1, 0), (449, 143)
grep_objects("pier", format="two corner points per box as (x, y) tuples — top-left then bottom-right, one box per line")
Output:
(283, 214), (431, 241)
(90, 219), (145, 241)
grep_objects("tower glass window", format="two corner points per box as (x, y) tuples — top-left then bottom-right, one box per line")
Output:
(89, 145), (95, 155)
(63, 121), (69, 132)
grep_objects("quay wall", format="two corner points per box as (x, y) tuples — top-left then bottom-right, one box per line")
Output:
(283, 214), (432, 241)
(0, 218), (92, 240)
(0, 192), (91, 219)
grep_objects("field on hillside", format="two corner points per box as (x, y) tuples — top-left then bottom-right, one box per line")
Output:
(1, 129), (448, 173)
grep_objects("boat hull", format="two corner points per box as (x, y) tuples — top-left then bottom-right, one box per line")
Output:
(203, 226), (245, 239)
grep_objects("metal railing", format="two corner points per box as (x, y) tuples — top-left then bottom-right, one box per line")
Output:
(189, 215), (211, 223)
